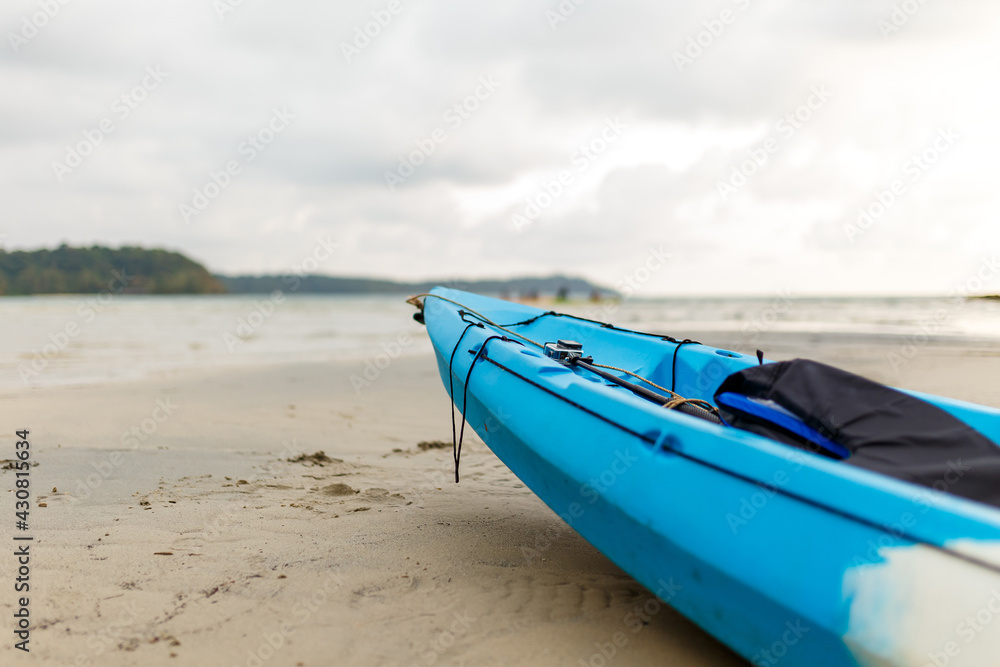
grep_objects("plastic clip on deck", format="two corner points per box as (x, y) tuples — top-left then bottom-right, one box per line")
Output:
(543, 339), (593, 365)
(544, 340), (721, 425)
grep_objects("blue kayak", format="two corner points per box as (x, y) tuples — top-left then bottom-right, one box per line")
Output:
(413, 287), (1000, 667)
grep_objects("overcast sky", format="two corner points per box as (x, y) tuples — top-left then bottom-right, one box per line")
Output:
(3, 0), (1000, 295)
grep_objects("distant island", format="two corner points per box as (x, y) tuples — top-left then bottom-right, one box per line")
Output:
(0, 245), (612, 298)
(0, 245), (224, 295)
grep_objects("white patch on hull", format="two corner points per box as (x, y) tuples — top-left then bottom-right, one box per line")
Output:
(843, 540), (1000, 667)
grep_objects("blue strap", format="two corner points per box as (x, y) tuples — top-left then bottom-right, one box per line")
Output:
(716, 392), (850, 459)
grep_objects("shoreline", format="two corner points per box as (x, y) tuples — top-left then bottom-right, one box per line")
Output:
(3, 292), (1000, 394)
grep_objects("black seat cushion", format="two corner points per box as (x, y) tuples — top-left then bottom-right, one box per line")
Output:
(715, 359), (1000, 509)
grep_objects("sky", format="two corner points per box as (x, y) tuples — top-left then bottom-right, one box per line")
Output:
(2, 0), (1000, 295)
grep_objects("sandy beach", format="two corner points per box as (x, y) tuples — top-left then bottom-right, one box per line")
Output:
(4, 330), (1000, 666)
(6, 0), (999, 662)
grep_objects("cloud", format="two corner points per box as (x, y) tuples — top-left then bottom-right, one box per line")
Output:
(2, 0), (1000, 293)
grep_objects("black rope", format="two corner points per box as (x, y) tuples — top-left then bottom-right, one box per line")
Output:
(453, 335), (513, 482)
(448, 321), (484, 482)
(498, 310), (701, 347)
(493, 307), (703, 403)
(478, 354), (1000, 578)
(499, 311), (558, 327)
(574, 359), (721, 424)
(670, 339), (697, 393)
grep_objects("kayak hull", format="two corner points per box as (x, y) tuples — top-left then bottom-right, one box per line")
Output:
(422, 288), (1000, 667)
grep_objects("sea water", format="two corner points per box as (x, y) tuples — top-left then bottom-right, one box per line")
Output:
(1, 294), (998, 390)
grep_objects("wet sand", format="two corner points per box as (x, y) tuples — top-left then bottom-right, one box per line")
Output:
(3, 334), (1000, 666)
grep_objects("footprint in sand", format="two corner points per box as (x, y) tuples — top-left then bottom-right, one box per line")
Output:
(360, 488), (406, 504)
(320, 483), (358, 496)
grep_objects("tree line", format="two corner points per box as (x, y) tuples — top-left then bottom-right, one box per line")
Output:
(0, 245), (224, 295)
